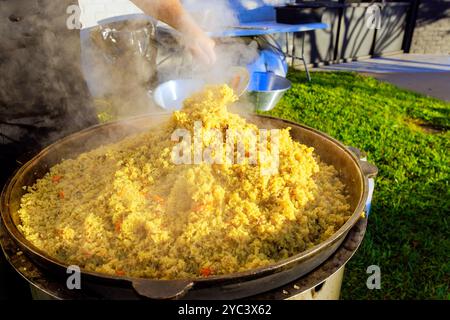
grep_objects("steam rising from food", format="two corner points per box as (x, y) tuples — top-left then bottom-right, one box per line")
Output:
(0, 1), (97, 183)
(83, 0), (260, 120)
(0, 0), (259, 184)
(18, 85), (351, 279)
(183, 0), (239, 32)
(157, 0), (259, 90)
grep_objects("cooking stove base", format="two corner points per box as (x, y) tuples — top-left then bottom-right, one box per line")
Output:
(1, 218), (367, 300)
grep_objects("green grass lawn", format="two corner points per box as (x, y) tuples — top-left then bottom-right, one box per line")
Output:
(262, 70), (449, 300)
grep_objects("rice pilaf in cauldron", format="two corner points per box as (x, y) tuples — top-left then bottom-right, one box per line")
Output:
(18, 85), (351, 279)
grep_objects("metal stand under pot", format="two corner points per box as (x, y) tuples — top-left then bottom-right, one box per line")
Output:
(0, 216), (368, 300)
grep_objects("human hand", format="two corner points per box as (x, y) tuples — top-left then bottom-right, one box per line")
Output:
(183, 30), (216, 66)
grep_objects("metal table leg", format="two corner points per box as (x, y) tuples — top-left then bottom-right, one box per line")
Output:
(285, 33), (289, 58)
(291, 32), (296, 67)
(290, 32), (311, 82)
(301, 32), (311, 82)
(261, 32), (311, 81)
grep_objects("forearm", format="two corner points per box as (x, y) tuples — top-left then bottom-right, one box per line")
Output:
(131, 0), (203, 36)
(131, 0), (216, 64)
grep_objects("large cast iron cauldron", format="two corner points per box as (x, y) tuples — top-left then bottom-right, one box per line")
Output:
(1, 114), (377, 299)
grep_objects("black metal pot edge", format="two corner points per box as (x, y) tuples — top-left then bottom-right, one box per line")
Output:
(1, 114), (377, 299)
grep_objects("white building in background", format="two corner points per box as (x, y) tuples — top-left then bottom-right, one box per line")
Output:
(77, 0), (290, 29)
(78, 0), (143, 29)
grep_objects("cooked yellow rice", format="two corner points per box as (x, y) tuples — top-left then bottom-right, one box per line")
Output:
(18, 85), (351, 279)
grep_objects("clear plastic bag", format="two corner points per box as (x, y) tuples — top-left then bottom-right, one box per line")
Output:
(88, 19), (158, 118)
(90, 19), (157, 89)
